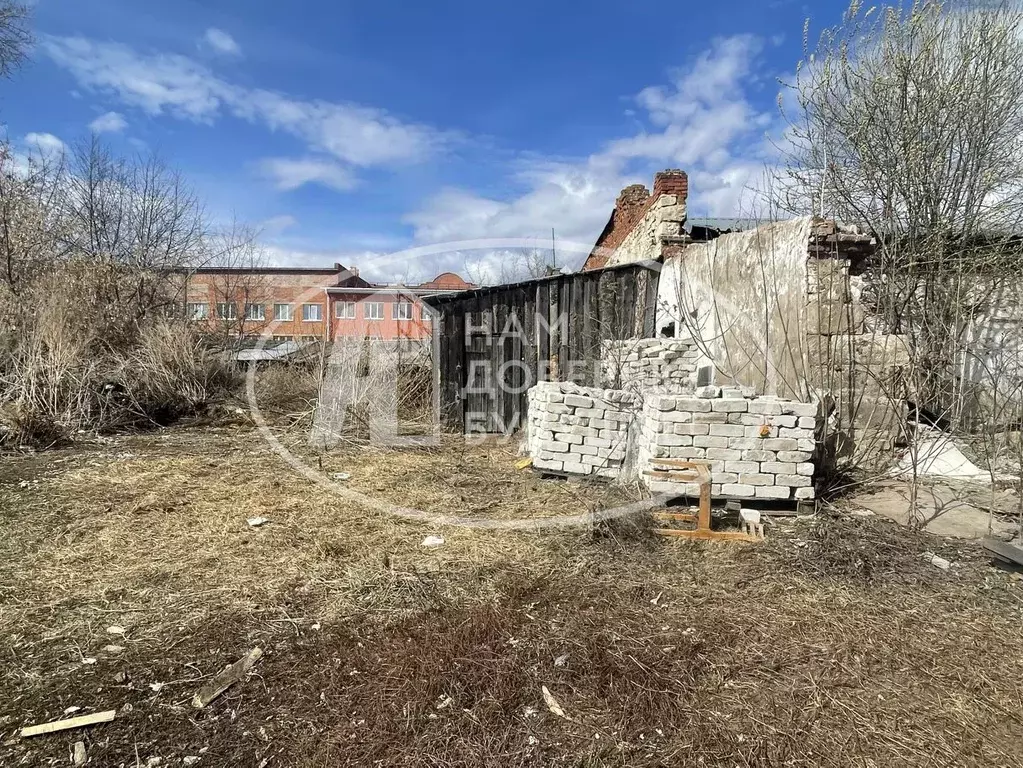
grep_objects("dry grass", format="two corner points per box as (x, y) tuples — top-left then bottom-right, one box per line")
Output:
(2, 425), (1023, 766)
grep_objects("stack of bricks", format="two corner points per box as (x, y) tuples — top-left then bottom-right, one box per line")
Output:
(637, 385), (817, 501)
(601, 338), (700, 393)
(526, 381), (639, 477)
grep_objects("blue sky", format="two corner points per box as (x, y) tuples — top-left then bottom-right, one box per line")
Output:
(6, 0), (850, 280)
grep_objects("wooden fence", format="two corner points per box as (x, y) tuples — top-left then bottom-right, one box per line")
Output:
(424, 261), (660, 433)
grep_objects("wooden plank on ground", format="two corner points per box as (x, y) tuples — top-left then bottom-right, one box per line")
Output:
(192, 647), (263, 709)
(983, 539), (1023, 566)
(20, 710), (117, 739)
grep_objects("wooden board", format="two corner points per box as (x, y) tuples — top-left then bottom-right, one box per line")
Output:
(192, 648), (263, 709)
(20, 710), (116, 738)
(982, 539), (1023, 567)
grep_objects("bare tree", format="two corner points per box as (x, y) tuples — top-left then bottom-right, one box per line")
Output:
(770, 0), (1023, 517)
(202, 222), (270, 340)
(463, 247), (555, 286)
(0, 2), (30, 79)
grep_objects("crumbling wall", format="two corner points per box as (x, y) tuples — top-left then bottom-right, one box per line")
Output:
(600, 338), (700, 393)
(526, 382), (639, 477)
(657, 218), (816, 398)
(608, 193), (687, 267)
(657, 217), (908, 465)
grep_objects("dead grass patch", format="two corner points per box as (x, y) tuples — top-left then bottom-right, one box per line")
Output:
(1, 426), (1023, 766)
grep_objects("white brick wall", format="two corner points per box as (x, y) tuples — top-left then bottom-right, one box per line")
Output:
(638, 388), (819, 501)
(527, 381), (640, 477)
(527, 354), (821, 502)
(601, 338), (701, 393)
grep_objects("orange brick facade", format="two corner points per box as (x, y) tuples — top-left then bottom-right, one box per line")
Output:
(181, 266), (474, 342)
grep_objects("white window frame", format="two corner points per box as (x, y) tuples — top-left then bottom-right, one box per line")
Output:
(302, 303), (322, 322)
(245, 303), (266, 321)
(364, 302), (384, 320)
(301, 335), (319, 342)
(393, 300), (414, 320)
(335, 301), (356, 319)
(274, 303), (293, 321)
(187, 302), (208, 321)
(217, 302), (237, 321)
(272, 335), (293, 342)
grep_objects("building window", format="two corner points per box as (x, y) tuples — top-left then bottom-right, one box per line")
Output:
(187, 302), (208, 320)
(335, 301), (356, 319)
(301, 335), (319, 342)
(245, 303), (266, 321)
(216, 302), (237, 320)
(393, 301), (414, 320)
(274, 303), (293, 321)
(364, 302), (384, 320)
(302, 303), (322, 322)
(272, 335), (293, 342)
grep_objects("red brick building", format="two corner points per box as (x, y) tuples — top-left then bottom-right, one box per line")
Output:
(582, 169), (689, 271)
(181, 264), (474, 342)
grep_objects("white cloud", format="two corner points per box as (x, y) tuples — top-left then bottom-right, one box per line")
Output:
(88, 110), (127, 133)
(259, 214), (298, 235)
(40, 35), (445, 170)
(24, 132), (66, 156)
(404, 34), (777, 265)
(202, 27), (241, 57)
(258, 156), (357, 191)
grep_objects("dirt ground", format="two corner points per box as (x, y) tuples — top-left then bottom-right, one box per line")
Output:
(2, 423), (1023, 767)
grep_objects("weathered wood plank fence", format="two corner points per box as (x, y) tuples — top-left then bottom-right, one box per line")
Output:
(424, 261), (660, 433)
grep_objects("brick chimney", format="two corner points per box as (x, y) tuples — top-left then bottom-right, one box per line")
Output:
(652, 169), (688, 201)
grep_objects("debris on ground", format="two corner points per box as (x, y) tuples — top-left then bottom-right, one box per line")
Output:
(106, 626), (126, 635)
(420, 535), (444, 548)
(247, 516), (269, 527)
(892, 433), (1000, 481)
(983, 538), (1023, 567)
(921, 551), (952, 570)
(20, 710), (117, 738)
(541, 685), (569, 720)
(330, 472), (351, 481)
(72, 741), (86, 765)
(192, 648), (264, 709)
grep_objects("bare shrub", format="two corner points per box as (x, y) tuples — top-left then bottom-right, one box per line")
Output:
(254, 364), (321, 419)
(0, 138), (241, 447)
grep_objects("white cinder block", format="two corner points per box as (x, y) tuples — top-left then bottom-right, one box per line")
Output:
(712, 399), (748, 413)
(776, 474), (812, 487)
(706, 448), (742, 461)
(722, 483), (756, 497)
(709, 424), (745, 437)
(694, 435), (729, 448)
(541, 440), (569, 453)
(738, 473), (774, 486)
(756, 486), (791, 499)
(724, 461), (760, 474)
(796, 462), (814, 476)
(761, 462), (797, 475)
(763, 438), (798, 451)
(554, 432), (583, 445)
(777, 451), (812, 463)
(795, 487), (816, 499)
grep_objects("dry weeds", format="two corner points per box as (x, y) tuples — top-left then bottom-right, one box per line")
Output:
(1, 425), (1022, 766)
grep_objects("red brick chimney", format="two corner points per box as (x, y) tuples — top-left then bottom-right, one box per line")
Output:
(652, 169), (688, 201)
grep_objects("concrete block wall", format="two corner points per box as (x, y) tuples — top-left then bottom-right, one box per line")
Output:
(526, 381), (640, 477)
(637, 386), (817, 501)
(601, 338), (700, 393)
